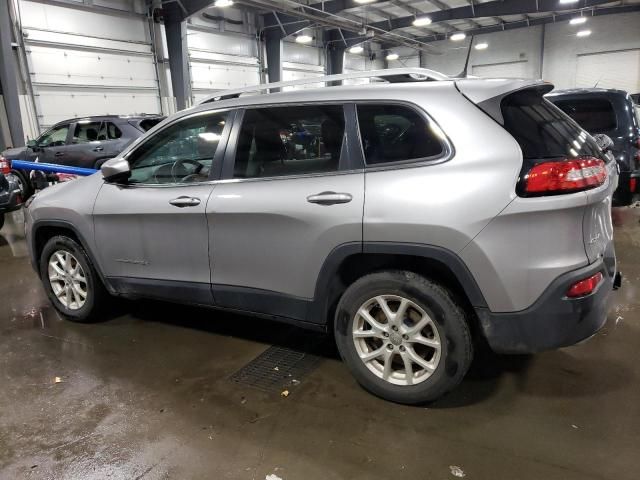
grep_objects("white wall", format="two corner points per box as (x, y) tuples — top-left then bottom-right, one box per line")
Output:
(418, 12), (640, 93)
(282, 41), (325, 90)
(543, 12), (640, 90)
(17, 0), (161, 131)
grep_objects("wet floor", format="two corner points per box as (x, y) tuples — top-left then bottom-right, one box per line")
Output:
(1, 207), (640, 480)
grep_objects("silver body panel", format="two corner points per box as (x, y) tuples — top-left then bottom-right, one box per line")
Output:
(24, 72), (617, 319)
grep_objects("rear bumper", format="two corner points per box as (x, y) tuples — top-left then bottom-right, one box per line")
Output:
(476, 258), (615, 354)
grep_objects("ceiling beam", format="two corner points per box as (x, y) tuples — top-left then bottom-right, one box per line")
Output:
(366, 0), (621, 33)
(381, 4), (640, 47)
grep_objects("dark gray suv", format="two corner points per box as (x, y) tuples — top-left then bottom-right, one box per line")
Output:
(1, 115), (163, 198)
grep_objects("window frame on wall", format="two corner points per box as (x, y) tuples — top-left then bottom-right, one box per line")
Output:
(119, 108), (235, 187)
(221, 102), (364, 181)
(353, 101), (454, 171)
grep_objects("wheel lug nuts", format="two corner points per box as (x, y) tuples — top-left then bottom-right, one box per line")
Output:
(383, 332), (389, 337)
(399, 345), (405, 352)
(402, 334), (409, 340)
(392, 325), (398, 331)
(387, 344), (394, 350)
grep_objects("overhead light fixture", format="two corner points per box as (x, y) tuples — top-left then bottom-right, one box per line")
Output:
(412, 16), (432, 27)
(450, 32), (466, 41)
(354, 0), (376, 4)
(569, 16), (587, 25)
(576, 29), (592, 37)
(295, 33), (313, 44)
(386, 52), (399, 61)
(214, 0), (233, 7)
(475, 42), (488, 50)
(559, 0), (579, 3)
(349, 45), (364, 54)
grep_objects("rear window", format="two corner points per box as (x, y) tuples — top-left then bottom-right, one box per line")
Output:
(136, 119), (163, 132)
(501, 90), (602, 160)
(551, 98), (617, 134)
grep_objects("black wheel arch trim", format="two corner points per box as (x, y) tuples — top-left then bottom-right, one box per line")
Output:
(30, 219), (114, 293)
(309, 241), (488, 325)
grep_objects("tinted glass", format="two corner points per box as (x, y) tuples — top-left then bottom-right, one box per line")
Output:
(502, 91), (602, 160)
(233, 105), (344, 179)
(38, 124), (69, 147)
(138, 118), (163, 132)
(73, 122), (102, 143)
(127, 111), (228, 184)
(356, 104), (444, 165)
(551, 98), (617, 134)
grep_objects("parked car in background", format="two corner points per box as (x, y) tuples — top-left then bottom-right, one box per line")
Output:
(0, 157), (23, 230)
(547, 89), (640, 206)
(1, 115), (164, 199)
(24, 69), (619, 404)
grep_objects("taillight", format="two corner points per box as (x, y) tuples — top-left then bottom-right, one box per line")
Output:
(566, 272), (603, 298)
(522, 157), (607, 196)
(0, 156), (10, 175)
(631, 177), (637, 194)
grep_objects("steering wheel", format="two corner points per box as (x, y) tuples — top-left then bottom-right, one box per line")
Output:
(153, 159), (203, 183)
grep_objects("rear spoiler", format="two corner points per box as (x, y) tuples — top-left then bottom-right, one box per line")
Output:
(455, 78), (553, 124)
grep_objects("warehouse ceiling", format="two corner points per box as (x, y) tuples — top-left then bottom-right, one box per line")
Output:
(162, 0), (640, 51)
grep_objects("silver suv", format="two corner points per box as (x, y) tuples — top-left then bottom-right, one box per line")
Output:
(24, 69), (619, 404)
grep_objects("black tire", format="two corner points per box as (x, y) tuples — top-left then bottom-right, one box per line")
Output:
(10, 170), (33, 200)
(39, 235), (108, 322)
(334, 270), (473, 404)
(0, 213), (4, 230)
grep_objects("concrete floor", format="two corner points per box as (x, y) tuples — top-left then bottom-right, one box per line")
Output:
(1, 208), (639, 480)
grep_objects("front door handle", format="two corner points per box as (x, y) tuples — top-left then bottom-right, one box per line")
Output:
(169, 196), (201, 208)
(93, 146), (104, 152)
(54, 151), (65, 157)
(306, 191), (353, 205)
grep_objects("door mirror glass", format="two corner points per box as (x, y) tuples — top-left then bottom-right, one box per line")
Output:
(26, 139), (37, 149)
(593, 133), (614, 153)
(101, 157), (131, 183)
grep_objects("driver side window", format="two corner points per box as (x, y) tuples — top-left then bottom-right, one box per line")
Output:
(38, 124), (70, 147)
(127, 111), (229, 185)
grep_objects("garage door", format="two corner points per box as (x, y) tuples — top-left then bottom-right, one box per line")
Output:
(575, 49), (640, 93)
(472, 60), (528, 78)
(19, 0), (161, 131)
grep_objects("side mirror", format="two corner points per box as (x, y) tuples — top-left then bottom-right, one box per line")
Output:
(101, 157), (131, 183)
(593, 133), (614, 153)
(26, 139), (38, 149)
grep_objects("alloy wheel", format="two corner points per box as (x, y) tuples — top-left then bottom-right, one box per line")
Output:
(48, 250), (88, 310)
(352, 295), (442, 386)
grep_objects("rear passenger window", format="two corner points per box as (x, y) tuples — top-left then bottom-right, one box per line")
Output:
(356, 104), (444, 165)
(233, 105), (344, 179)
(98, 122), (122, 140)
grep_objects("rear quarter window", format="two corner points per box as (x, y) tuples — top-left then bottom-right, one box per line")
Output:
(501, 90), (602, 160)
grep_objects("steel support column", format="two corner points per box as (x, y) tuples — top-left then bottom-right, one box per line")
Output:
(264, 30), (284, 91)
(326, 45), (345, 86)
(164, 18), (192, 111)
(0, 0), (25, 147)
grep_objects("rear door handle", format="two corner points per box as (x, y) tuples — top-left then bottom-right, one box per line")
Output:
(169, 196), (201, 208)
(306, 191), (353, 205)
(54, 151), (65, 157)
(93, 146), (104, 152)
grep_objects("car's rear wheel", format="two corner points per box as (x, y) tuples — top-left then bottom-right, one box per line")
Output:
(39, 235), (107, 322)
(334, 270), (473, 404)
(10, 170), (33, 200)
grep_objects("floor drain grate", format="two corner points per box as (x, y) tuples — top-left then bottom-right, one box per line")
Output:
(230, 345), (322, 392)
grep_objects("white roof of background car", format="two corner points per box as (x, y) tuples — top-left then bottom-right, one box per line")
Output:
(198, 68), (451, 104)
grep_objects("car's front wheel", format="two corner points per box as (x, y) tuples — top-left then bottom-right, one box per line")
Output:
(334, 270), (473, 404)
(39, 235), (107, 322)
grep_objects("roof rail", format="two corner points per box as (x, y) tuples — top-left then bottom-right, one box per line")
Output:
(198, 68), (450, 104)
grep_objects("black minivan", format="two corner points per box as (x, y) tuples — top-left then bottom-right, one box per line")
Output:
(547, 88), (640, 206)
